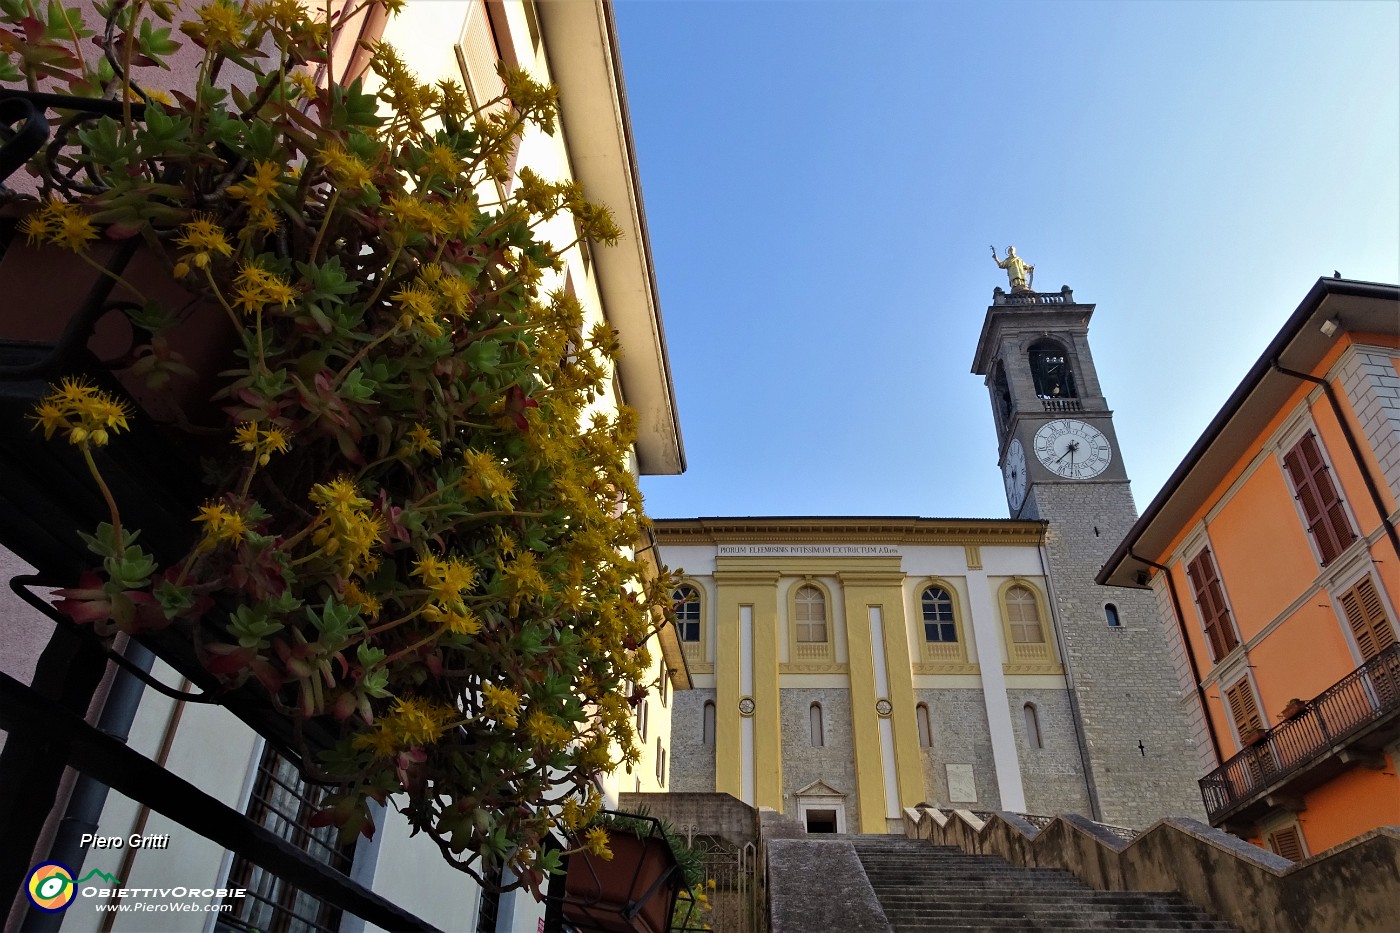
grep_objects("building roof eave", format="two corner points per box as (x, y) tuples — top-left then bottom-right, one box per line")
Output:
(1098, 278), (1400, 589)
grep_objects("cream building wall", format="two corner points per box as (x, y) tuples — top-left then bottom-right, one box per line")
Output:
(658, 518), (1097, 835)
(4, 4), (685, 933)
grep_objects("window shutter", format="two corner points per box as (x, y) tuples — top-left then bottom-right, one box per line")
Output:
(1225, 679), (1264, 737)
(1266, 826), (1305, 862)
(1187, 549), (1239, 661)
(1339, 576), (1397, 662)
(1283, 433), (1357, 565)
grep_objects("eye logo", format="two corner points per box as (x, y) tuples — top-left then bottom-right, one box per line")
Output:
(25, 863), (76, 912)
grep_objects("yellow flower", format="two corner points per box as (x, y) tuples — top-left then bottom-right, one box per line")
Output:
(174, 216), (234, 269)
(584, 827), (612, 860)
(193, 0), (247, 50)
(398, 422), (442, 459)
(233, 421), (290, 465)
(481, 683), (521, 728)
(194, 501), (247, 547)
(321, 143), (374, 190)
(352, 697), (456, 756)
(310, 477), (371, 512)
(29, 377), (131, 447)
(461, 449), (515, 506)
(393, 284), (443, 337)
(19, 200), (97, 252)
(233, 264), (296, 314)
(524, 709), (572, 747)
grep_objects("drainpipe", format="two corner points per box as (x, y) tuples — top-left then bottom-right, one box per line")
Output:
(1270, 359), (1400, 561)
(1126, 549), (1225, 767)
(1035, 543), (1102, 821)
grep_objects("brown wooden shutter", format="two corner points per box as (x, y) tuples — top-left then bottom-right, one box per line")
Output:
(1283, 433), (1357, 565)
(1266, 826), (1305, 861)
(1225, 679), (1265, 740)
(1339, 576), (1397, 662)
(1187, 549), (1239, 661)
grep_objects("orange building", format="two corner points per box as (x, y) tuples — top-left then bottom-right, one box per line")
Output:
(1100, 277), (1400, 860)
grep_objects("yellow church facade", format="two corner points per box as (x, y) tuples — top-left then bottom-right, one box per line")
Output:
(656, 517), (1101, 834)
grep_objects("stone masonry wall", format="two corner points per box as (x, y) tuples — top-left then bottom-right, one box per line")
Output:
(779, 688), (858, 830)
(1006, 687), (1094, 816)
(669, 687), (715, 793)
(1029, 482), (1205, 826)
(1337, 344), (1400, 503)
(914, 687), (1002, 809)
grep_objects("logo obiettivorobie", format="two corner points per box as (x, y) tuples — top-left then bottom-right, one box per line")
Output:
(25, 862), (122, 912)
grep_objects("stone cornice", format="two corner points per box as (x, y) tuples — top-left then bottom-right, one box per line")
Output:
(651, 516), (1046, 547)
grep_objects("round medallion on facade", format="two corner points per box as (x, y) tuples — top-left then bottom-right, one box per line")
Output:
(875, 698), (893, 718)
(1032, 419), (1112, 479)
(738, 697), (756, 717)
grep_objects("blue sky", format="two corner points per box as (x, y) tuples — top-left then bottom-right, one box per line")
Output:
(614, 0), (1400, 521)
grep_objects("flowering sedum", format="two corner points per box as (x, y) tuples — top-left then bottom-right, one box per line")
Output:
(11, 0), (669, 893)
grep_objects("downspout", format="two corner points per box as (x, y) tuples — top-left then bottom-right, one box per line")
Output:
(1035, 542), (1102, 821)
(1126, 549), (1225, 767)
(1270, 359), (1400, 561)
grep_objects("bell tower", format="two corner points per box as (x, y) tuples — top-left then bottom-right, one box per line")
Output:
(971, 273), (1204, 827)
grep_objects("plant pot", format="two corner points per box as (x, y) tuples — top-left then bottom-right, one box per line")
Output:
(562, 831), (681, 933)
(1279, 700), (1308, 721)
(0, 216), (237, 426)
(1241, 728), (1268, 748)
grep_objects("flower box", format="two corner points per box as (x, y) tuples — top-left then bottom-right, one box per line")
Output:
(562, 828), (682, 933)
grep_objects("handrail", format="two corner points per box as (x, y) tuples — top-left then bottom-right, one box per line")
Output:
(1200, 642), (1400, 819)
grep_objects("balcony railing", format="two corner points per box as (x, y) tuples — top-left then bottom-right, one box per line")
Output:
(1041, 398), (1083, 413)
(993, 286), (1076, 306)
(1200, 643), (1400, 822)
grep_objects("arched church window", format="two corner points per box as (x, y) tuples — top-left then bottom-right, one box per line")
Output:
(916, 703), (934, 748)
(809, 703), (825, 747)
(1006, 586), (1045, 644)
(1029, 339), (1078, 399)
(921, 586), (958, 643)
(1024, 703), (1043, 749)
(702, 700), (715, 746)
(794, 585), (828, 643)
(1105, 603), (1122, 628)
(672, 584), (701, 642)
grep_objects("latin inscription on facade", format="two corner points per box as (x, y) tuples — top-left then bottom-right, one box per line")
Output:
(717, 544), (899, 557)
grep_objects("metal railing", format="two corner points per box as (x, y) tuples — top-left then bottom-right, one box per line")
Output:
(993, 286), (1077, 306)
(1200, 643), (1400, 820)
(1041, 398), (1084, 413)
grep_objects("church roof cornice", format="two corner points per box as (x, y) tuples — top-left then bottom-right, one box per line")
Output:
(651, 516), (1046, 546)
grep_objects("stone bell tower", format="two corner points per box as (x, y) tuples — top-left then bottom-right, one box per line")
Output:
(970, 262), (1204, 826)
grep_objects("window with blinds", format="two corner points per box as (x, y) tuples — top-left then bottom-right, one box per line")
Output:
(1338, 576), (1397, 662)
(1186, 548), (1240, 661)
(1266, 825), (1306, 862)
(1282, 432), (1357, 566)
(1225, 678), (1264, 742)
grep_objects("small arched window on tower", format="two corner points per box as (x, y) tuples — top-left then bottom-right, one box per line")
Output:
(1105, 603), (1122, 628)
(991, 360), (1013, 430)
(1029, 338), (1078, 400)
(916, 703), (934, 748)
(1023, 703), (1043, 749)
(809, 703), (825, 747)
(702, 700), (716, 746)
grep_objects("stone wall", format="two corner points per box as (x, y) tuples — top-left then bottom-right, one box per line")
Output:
(670, 688), (715, 793)
(779, 688), (858, 830)
(913, 687), (1001, 809)
(1005, 687), (1093, 815)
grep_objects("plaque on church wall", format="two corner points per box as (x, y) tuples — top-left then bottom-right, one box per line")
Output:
(947, 764), (977, 803)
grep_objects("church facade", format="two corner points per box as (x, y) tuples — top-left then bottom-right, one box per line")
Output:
(659, 284), (1205, 831)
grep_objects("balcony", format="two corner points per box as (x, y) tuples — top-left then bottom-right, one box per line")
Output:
(1199, 643), (1400, 828)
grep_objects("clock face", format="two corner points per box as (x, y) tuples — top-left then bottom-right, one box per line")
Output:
(1033, 419), (1112, 479)
(1003, 438), (1027, 511)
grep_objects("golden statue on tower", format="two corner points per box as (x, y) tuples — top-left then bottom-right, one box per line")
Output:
(991, 245), (1034, 293)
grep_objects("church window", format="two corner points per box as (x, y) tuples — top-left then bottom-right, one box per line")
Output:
(1105, 603), (1122, 628)
(916, 703), (934, 748)
(921, 586), (958, 642)
(673, 584), (702, 642)
(702, 700), (716, 746)
(1337, 575), (1396, 663)
(1281, 432), (1357, 566)
(809, 703), (825, 747)
(795, 585), (828, 643)
(1005, 586), (1045, 644)
(1186, 547), (1239, 661)
(1023, 703), (1043, 749)
(1028, 338), (1078, 399)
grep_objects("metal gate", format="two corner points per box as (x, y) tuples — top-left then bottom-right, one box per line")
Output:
(676, 833), (764, 933)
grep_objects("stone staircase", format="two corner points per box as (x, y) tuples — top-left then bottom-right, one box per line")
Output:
(852, 835), (1239, 932)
